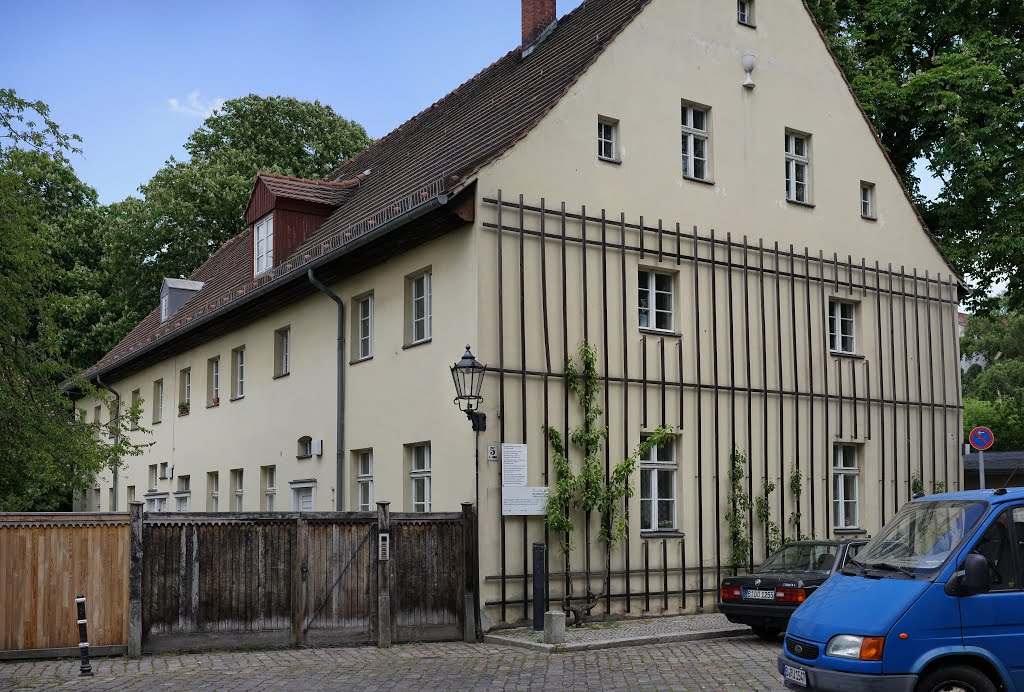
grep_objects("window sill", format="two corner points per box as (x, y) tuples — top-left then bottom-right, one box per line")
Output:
(178, 410), (190, 417)
(152, 420), (162, 425)
(350, 356), (373, 366)
(683, 175), (715, 186)
(861, 215), (877, 222)
(830, 350), (864, 360)
(273, 372), (290, 380)
(832, 528), (867, 536)
(206, 402), (220, 409)
(403, 337), (432, 350)
(641, 530), (685, 539)
(296, 454), (313, 460)
(738, 20), (756, 29)
(230, 395), (245, 402)
(786, 199), (816, 209)
(640, 327), (682, 338)
(598, 156), (622, 165)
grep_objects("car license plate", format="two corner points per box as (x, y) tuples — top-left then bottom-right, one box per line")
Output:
(784, 665), (807, 687)
(743, 588), (776, 600)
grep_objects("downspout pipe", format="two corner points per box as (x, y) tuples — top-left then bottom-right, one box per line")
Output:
(95, 374), (120, 512)
(307, 268), (345, 511)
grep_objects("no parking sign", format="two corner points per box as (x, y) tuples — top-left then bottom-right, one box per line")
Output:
(969, 426), (995, 451)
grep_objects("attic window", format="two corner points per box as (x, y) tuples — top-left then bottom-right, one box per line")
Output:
(254, 214), (274, 276)
(160, 278), (204, 323)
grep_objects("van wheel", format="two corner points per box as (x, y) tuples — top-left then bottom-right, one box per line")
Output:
(751, 626), (780, 641)
(917, 666), (996, 692)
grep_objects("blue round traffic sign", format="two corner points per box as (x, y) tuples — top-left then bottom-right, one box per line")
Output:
(969, 426), (995, 451)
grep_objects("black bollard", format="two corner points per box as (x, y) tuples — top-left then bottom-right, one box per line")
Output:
(532, 542), (546, 631)
(76, 595), (93, 677)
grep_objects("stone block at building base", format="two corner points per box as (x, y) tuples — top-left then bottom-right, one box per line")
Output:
(543, 611), (566, 645)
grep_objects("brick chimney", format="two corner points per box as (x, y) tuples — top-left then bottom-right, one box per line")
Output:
(522, 0), (556, 47)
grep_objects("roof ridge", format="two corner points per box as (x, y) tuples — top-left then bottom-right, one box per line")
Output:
(259, 170), (363, 188)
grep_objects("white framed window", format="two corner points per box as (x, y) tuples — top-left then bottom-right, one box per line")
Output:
(207, 472), (219, 512)
(785, 131), (811, 203)
(638, 269), (675, 332)
(357, 295), (373, 360)
(148, 464), (158, 491)
(832, 444), (859, 529)
(356, 450), (373, 511)
(274, 327), (290, 377)
(232, 346), (245, 399)
(253, 214), (274, 275)
(597, 117), (618, 161)
(160, 294), (169, 322)
(828, 299), (856, 354)
(262, 465), (276, 511)
(640, 436), (677, 531)
(179, 368), (191, 410)
(410, 444), (431, 513)
(146, 495), (168, 513)
(860, 181), (876, 219)
(130, 389), (141, 430)
(175, 476), (190, 513)
(153, 379), (163, 423)
(409, 271), (432, 344)
(207, 357), (220, 405)
(291, 480), (316, 512)
(681, 103), (710, 181)
(231, 468), (243, 512)
(737, 0), (754, 25)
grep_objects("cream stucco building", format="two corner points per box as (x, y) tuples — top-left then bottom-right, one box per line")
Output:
(77, 0), (964, 625)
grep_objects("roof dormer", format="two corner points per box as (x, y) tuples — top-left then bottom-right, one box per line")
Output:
(160, 278), (205, 323)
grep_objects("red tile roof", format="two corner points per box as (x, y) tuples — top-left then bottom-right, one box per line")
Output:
(85, 0), (651, 380)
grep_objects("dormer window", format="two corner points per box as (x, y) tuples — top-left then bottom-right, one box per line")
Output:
(160, 294), (169, 322)
(254, 214), (274, 276)
(159, 278), (204, 323)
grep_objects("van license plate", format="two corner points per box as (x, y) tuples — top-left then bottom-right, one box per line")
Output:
(744, 589), (776, 600)
(783, 665), (807, 687)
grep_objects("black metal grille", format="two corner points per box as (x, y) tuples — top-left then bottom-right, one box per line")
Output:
(786, 637), (820, 660)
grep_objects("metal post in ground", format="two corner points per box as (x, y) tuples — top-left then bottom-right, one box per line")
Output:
(76, 595), (93, 677)
(532, 541), (546, 631)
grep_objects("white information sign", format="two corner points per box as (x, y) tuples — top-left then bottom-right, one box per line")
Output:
(502, 486), (549, 516)
(501, 444), (528, 487)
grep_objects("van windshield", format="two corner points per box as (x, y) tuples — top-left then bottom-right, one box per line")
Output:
(850, 500), (988, 579)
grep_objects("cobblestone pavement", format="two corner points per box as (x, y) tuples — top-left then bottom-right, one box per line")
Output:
(490, 612), (748, 645)
(0, 636), (786, 691)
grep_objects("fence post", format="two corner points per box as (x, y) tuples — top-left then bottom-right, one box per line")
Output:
(127, 501), (143, 658)
(532, 541), (546, 631)
(462, 502), (480, 642)
(376, 501), (391, 648)
(292, 515), (308, 646)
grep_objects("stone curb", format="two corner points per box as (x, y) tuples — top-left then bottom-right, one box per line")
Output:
(483, 627), (749, 653)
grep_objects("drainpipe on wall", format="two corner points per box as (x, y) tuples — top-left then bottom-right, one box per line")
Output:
(95, 374), (120, 512)
(307, 268), (345, 511)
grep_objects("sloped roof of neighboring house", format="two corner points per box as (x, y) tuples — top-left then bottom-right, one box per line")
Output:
(964, 451), (1024, 473)
(83, 0), (651, 382)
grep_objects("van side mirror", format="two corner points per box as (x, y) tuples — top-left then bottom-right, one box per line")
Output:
(952, 553), (991, 596)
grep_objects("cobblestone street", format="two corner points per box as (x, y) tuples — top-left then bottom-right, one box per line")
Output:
(0, 636), (786, 691)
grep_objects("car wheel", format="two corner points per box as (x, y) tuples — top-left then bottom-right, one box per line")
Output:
(916, 666), (996, 692)
(751, 626), (780, 641)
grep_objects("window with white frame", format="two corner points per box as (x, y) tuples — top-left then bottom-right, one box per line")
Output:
(207, 357), (220, 405)
(274, 327), (290, 377)
(737, 0), (754, 25)
(231, 346), (245, 398)
(638, 270), (675, 332)
(231, 468), (244, 512)
(409, 444), (431, 513)
(148, 464), (158, 491)
(291, 480), (316, 512)
(356, 294), (373, 360)
(179, 367), (191, 412)
(681, 103), (710, 181)
(640, 435), (677, 531)
(408, 271), (432, 344)
(153, 379), (163, 423)
(160, 294), (169, 322)
(146, 494), (168, 512)
(356, 450), (373, 511)
(207, 472), (219, 511)
(262, 465), (276, 511)
(832, 444), (859, 529)
(130, 388), (141, 430)
(253, 214), (274, 275)
(860, 181), (876, 219)
(785, 131), (811, 203)
(597, 117), (618, 161)
(828, 299), (856, 354)
(174, 475), (190, 512)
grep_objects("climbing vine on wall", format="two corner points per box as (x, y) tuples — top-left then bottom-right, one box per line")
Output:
(725, 448), (752, 569)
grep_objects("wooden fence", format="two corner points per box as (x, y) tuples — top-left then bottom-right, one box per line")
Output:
(0, 513), (130, 659)
(0, 502), (477, 658)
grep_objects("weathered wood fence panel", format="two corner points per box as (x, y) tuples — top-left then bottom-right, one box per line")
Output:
(301, 517), (375, 646)
(0, 514), (129, 658)
(391, 514), (466, 642)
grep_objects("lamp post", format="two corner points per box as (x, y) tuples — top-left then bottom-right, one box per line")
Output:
(450, 345), (487, 642)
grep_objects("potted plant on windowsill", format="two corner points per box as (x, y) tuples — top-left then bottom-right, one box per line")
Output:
(212, 397), (220, 406)
(178, 401), (190, 416)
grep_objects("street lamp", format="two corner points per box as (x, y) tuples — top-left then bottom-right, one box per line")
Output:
(450, 344), (487, 432)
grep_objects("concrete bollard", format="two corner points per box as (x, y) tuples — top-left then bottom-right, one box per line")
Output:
(543, 611), (566, 645)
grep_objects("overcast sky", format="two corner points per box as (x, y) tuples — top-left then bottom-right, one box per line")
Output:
(4, 0), (586, 204)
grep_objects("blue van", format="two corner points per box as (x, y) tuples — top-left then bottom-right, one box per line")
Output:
(778, 488), (1024, 692)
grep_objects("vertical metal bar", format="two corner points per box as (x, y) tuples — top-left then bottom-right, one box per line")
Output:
(497, 190), (507, 622)
(774, 242), (785, 542)
(833, 252), (840, 293)
(642, 336), (648, 427)
(745, 239), (755, 567)
(76, 595), (93, 677)
(901, 267), (912, 501)
(759, 241), (769, 554)
(518, 195), (529, 622)
(539, 199), (552, 606)
(847, 254), (854, 296)
(851, 354), (859, 439)
(865, 361), (872, 439)
(819, 251), (831, 533)
(532, 542), (546, 631)
(582, 206), (589, 344)
(888, 264), (899, 513)
(620, 212), (631, 613)
(662, 539), (669, 612)
(658, 219), (664, 263)
(601, 209), (611, 615)
(789, 244), (800, 537)
(561, 201), (571, 611)
(693, 228), (705, 606)
(925, 270), (937, 492)
(710, 229), (723, 588)
(660, 338), (667, 427)
(639, 215), (645, 260)
(937, 273), (950, 493)
(678, 341), (684, 430)
(644, 541), (651, 612)
(837, 359), (844, 439)
(676, 222), (682, 267)
(912, 268), (924, 488)
(681, 536), (687, 610)
(874, 261), (886, 523)
(804, 248), (816, 539)
(727, 234), (738, 529)
(948, 276), (962, 489)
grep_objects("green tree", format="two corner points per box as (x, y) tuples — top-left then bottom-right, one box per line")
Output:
(807, 1), (1024, 309)
(0, 90), (144, 510)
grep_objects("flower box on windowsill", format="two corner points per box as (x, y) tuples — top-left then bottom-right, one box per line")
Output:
(178, 404), (190, 416)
